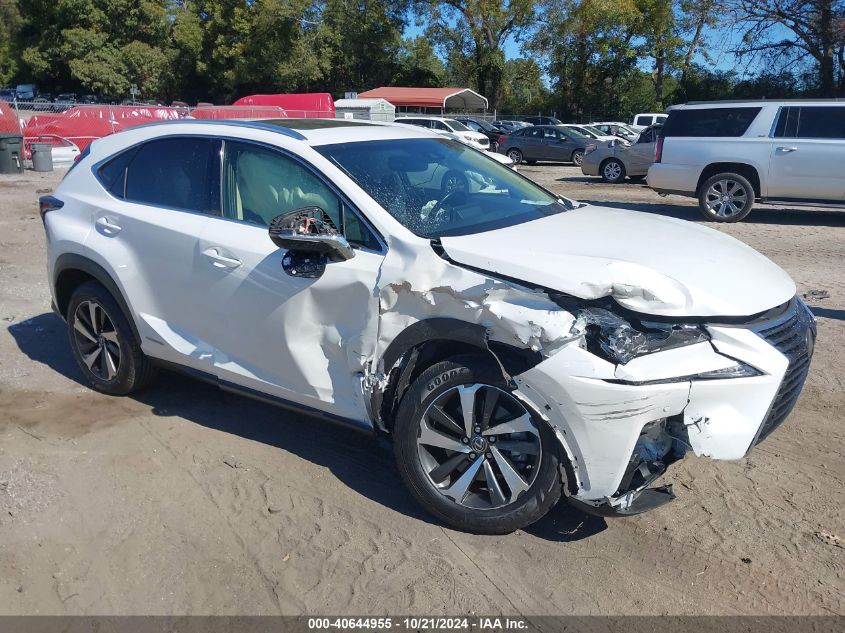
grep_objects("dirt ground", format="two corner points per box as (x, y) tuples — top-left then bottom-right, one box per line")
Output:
(0, 164), (842, 617)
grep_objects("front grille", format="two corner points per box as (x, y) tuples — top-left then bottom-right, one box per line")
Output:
(752, 298), (816, 443)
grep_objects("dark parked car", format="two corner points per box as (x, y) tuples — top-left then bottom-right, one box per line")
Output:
(522, 116), (563, 126)
(453, 117), (505, 150)
(80, 94), (100, 104)
(497, 125), (588, 165)
(1, 87), (17, 102)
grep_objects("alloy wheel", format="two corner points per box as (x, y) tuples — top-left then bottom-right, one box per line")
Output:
(572, 150), (584, 166)
(603, 161), (623, 181)
(704, 179), (748, 218)
(72, 300), (121, 381)
(507, 149), (522, 163)
(416, 384), (542, 509)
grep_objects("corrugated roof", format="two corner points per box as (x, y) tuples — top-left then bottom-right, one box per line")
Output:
(356, 87), (488, 110)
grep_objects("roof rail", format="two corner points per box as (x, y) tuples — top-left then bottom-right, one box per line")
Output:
(683, 98), (844, 105)
(122, 117), (307, 140)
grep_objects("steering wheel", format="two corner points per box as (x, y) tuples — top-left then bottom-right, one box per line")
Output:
(426, 189), (461, 225)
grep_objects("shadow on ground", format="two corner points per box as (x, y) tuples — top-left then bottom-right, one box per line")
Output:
(576, 198), (845, 227)
(8, 311), (607, 543)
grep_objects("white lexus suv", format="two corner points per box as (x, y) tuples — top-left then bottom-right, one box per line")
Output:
(42, 118), (815, 533)
(647, 100), (845, 221)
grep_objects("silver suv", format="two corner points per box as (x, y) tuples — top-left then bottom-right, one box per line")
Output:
(647, 100), (845, 222)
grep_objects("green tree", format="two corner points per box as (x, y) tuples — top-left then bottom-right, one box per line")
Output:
(416, 0), (536, 109)
(0, 0), (20, 85)
(394, 36), (447, 86)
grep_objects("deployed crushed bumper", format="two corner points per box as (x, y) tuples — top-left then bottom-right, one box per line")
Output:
(512, 298), (815, 514)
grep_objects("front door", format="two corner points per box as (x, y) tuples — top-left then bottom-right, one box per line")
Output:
(192, 140), (386, 422)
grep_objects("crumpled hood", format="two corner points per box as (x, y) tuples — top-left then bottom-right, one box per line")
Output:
(440, 205), (795, 317)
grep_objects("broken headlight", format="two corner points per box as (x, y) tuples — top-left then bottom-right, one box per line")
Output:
(574, 308), (709, 365)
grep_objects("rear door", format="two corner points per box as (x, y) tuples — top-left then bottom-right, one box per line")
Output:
(767, 105), (845, 201)
(86, 136), (221, 372)
(519, 127), (545, 159)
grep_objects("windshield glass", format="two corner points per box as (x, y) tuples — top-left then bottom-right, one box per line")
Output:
(317, 138), (571, 238)
(445, 119), (470, 132)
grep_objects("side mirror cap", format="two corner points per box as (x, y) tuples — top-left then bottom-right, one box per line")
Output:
(268, 207), (354, 262)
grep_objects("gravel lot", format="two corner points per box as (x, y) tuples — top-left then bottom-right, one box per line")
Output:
(0, 164), (843, 616)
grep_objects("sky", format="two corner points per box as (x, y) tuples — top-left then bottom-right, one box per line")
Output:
(403, 20), (786, 79)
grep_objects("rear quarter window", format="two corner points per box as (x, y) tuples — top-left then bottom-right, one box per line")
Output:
(662, 107), (762, 137)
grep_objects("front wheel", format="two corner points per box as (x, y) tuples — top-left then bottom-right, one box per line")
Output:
(393, 356), (564, 534)
(698, 172), (755, 222)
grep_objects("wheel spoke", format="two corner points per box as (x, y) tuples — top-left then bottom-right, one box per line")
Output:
(491, 446), (530, 497)
(479, 388), (499, 431)
(428, 452), (469, 484)
(428, 404), (464, 436)
(443, 457), (484, 503)
(419, 420), (470, 453)
(101, 330), (119, 344)
(82, 346), (101, 369)
(103, 347), (118, 379)
(88, 302), (100, 334)
(457, 385), (480, 436)
(73, 318), (97, 343)
(483, 460), (508, 507)
(495, 439), (540, 455)
(483, 412), (537, 437)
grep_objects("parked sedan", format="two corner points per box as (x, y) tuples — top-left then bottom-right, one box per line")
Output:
(497, 125), (588, 165)
(522, 116), (563, 126)
(492, 120), (530, 132)
(581, 124), (662, 183)
(561, 124), (621, 144)
(453, 117), (505, 150)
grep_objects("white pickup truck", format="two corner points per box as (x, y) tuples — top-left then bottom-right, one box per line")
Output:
(647, 100), (845, 222)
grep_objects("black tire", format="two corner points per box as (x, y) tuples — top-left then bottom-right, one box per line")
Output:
(393, 355), (564, 534)
(506, 148), (523, 164)
(697, 172), (755, 222)
(600, 158), (626, 183)
(66, 280), (156, 395)
(571, 149), (584, 166)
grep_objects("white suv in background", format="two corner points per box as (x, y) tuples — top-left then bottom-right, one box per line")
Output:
(631, 113), (667, 131)
(393, 116), (490, 150)
(647, 100), (845, 222)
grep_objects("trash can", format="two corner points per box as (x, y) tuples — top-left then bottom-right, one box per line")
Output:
(31, 142), (54, 172)
(0, 133), (23, 174)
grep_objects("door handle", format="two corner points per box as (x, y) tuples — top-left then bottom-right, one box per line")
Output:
(202, 247), (242, 269)
(776, 146), (798, 154)
(95, 216), (122, 234)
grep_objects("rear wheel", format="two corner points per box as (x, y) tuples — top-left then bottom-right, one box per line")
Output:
(571, 149), (584, 166)
(600, 158), (626, 183)
(67, 281), (156, 395)
(506, 148), (523, 164)
(698, 172), (754, 222)
(394, 355), (564, 534)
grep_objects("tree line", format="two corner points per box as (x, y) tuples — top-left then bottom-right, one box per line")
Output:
(0, 0), (842, 120)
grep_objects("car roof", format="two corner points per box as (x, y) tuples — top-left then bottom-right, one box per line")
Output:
(670, 99), (844, 110)
(122, 117), (438, 147)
